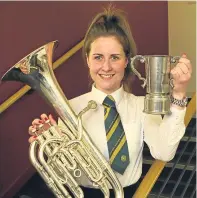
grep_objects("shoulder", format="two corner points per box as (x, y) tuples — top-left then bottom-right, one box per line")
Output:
(124, 91), (144, 109)
(58, 92), (91, 127)
(68, 92), (92, 114)
(69, 92), (91, 104)
(120, 91), (145, 123)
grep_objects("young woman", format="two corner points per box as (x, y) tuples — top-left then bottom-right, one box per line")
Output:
(28, 7), (192, 198)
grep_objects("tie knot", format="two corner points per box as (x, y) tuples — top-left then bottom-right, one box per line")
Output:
(103, 95), (116, 108)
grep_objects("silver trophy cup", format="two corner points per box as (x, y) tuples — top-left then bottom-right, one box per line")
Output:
(131, 55), (180, 115)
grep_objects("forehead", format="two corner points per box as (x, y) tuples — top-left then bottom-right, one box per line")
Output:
(90, 36), (124, 54)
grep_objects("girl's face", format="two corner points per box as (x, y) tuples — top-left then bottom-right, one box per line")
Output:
(87, 36), (128, 94)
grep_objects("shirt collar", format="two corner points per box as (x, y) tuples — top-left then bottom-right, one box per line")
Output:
(90, 84), (124, 106)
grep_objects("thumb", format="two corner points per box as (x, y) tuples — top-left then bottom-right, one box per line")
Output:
(49, 114), (57, 125)
(170, 68), (179, 81)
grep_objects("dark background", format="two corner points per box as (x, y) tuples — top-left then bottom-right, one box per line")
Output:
(0, 2), (168, 198)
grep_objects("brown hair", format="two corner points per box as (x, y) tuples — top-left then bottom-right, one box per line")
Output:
(83, 5), (137, 92)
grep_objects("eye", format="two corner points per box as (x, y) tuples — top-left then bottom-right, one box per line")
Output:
(111, 55), (120, 61)
(94, 55), (103, 60)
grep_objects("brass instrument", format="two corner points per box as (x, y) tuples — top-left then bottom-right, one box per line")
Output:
(1, 41), (123, 198)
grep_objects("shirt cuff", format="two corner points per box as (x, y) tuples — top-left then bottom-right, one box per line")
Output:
(170, 106), (186, 113)
(164, 106), (186, 145)
(169, 106), (186, 121)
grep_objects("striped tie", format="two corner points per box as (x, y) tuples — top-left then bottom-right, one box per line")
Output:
(103, 95), (130, 174)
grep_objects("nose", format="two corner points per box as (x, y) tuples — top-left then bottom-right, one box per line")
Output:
(102, 59), (112, 71)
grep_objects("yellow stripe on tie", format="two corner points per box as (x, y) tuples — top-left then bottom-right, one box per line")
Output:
(110, 135), (126, 164)
(108, 95), (115, 101)
(107, 116), (120, 140)
(104, 107), (110, 120)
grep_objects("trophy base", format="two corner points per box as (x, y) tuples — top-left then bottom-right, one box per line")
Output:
(143, 94), (171, 115)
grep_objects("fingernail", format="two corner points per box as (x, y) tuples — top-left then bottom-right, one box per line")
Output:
(33, 136), (37, 138)
(39, 120), (43, 124)
(44, 117), (48, 121)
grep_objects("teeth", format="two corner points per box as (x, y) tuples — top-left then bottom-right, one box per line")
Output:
(100, 74), (113, 78)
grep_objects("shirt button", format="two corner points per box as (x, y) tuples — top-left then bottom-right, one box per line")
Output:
(121, 155), (127, 162)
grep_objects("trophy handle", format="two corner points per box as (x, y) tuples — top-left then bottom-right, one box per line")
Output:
(171, 56), (180, 63)
(130, 55), (147, 88)
(170, 56), (181, 89)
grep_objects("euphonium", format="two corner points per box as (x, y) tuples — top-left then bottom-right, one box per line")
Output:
(1, 41), (124, 198)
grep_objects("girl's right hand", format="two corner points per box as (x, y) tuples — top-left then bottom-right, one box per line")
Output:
(28, 113), (57, 143)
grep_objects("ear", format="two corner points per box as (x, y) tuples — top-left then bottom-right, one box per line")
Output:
(125, 58), (129, 68)
(86, 54), (90, 68)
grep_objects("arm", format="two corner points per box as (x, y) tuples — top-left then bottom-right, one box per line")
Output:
(144, 106), (186, 162)
(144, 53), (192, 161)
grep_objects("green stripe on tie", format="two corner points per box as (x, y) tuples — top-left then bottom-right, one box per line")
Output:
(103, 95), (130, 175)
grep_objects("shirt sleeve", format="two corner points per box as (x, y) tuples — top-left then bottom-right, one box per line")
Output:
(143, 99), (186, 162)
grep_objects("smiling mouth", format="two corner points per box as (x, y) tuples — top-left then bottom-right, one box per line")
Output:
(99, 74), (115, 79)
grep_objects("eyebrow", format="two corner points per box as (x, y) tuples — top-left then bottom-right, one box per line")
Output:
(92, 53), (102, 56)
(92, 53), (121, 56)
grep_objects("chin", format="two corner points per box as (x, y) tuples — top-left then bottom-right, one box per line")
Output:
(101, 87), (116, 94)
(96, 81), (119, 93)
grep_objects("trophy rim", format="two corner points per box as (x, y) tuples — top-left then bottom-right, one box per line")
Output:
(143, 55), (172, 57)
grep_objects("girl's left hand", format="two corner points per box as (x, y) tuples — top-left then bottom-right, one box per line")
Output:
(171, 53), (192, 99)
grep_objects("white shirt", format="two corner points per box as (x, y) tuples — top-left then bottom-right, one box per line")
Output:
(58, 85), (186, 188)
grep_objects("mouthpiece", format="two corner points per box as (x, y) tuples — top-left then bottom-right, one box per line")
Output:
(88, 100), (97, 109)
